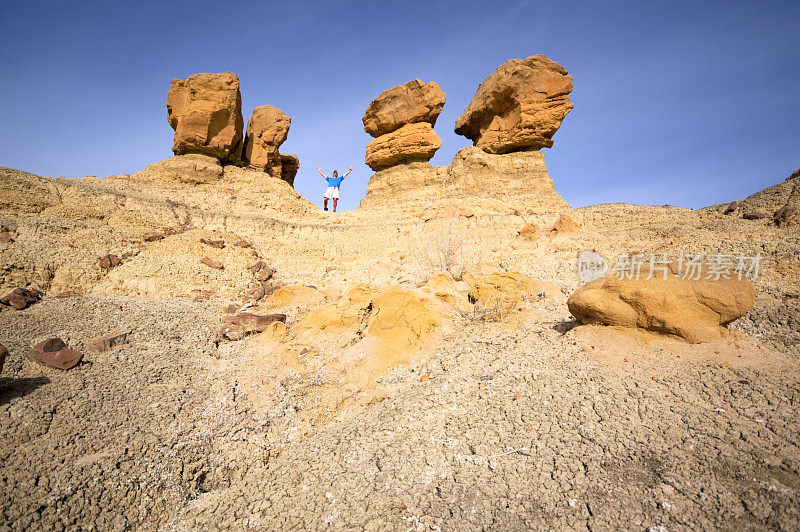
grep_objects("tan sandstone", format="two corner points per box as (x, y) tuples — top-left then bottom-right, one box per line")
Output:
(360, 146), (569, 213)
(365, 122), (443, 171)
(362, 79), (446, 137)
(166, 72), (244, 163)
(243, 105), (292, 179)
(455, 55), (574, 154)
(567, 264), (757, 343)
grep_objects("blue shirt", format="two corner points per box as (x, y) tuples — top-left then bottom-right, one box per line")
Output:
(326, 176), (344, 188)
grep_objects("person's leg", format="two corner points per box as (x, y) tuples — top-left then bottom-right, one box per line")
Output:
(333, 198), (338, 212)
(323, 197), (329, 211)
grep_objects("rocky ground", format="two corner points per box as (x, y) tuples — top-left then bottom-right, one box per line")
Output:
(1, 163), (799, 530)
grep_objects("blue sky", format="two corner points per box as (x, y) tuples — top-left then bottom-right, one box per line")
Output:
(1, 0), (798, 211)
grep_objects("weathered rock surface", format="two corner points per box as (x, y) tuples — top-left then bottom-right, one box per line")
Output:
(552, 213), (580, 233)
(243, 105), (291, 178)
(221, 312), (286, 340)
(360, 146), (570, 213)
(166, 72), (244, 163)
(365, 123), (442, 171)
(455, 55), (574, 154)
(567, 265), (757, 342)
(200, 257), (224, 270)
(362, 79), (446, 137)
(279, 154), (299, 186)
(86, 331), (129, 353)
(99, 254), (121, 269)
(0, 287), (42, 310)
(27, 338), (83, 370)
(709, 167), (800, 226)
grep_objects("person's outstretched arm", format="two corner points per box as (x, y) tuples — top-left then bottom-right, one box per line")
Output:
(317, 167), (327, 178)
(342, 165), (355, 179)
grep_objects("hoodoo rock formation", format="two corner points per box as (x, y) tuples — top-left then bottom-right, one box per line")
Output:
(166, 72), (245, 163)
(243, 105), (295, 183)
(364, 122), (442, 171)
(363, 80), (445, 171)
(362, 79), (446, 137)
(455, 55), (574, 154)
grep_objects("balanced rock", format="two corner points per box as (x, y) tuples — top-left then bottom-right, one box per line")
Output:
(167, 72), (244, 163)
(455, 55), (574, 154)
(28, 338), (83, 370)
(362, 79), (446, 137)
(567, 264), (756, 343)
(365, 123), (442, 171)
(243, 105), (292, 180)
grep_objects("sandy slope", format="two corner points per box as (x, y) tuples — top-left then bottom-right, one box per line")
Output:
(0, 163), (799, 529)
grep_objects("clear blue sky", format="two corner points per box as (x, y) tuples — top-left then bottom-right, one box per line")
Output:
(1, 1), (798, 211)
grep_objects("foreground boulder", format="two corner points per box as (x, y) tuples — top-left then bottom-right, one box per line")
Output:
(167, 72), (244, 163)
(243, 105), (292, 178)
(365, 123), (442, 171)
(0, 343), (6, 373)
(27, 338), (83, 370)
(567, 265), (756, 343)
(455, 54), (574, 154)
(362, 79), (446, 137)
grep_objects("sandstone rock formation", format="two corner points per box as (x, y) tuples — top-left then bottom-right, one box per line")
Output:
(280, 154), (300, 186)
(363, 80), (445, 171)
(365, 123), (442, 171)
(243, 105), (291, 178)
(360, 146), (570, 213)
(455, 55), (574, 154)
(567, 264), (757, 343)
(362, 79), (446, 137)
(167, 72), (244, 163)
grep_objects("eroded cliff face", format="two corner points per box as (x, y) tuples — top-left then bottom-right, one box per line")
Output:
(359, 146), (570, 214)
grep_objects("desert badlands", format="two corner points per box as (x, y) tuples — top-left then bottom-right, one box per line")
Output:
(1, 54), (799, 530)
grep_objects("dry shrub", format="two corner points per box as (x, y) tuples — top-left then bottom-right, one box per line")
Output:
(409, 220), (481, 281)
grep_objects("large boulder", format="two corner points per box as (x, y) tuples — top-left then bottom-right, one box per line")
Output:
(362, 79), (446, 137)
(567, 265), (757, 343)
(243, 105), (292, 178)
(455, 55), (574, 154)
(365, 123), (442, 171)
(166, 72), (244, 163)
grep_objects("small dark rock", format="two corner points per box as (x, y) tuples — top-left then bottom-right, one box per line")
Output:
(200, 238), (226, 249)
(0, 287), (43, 310)
(250, 261), (275, 281)
(28, 338), (83, 370)
(142, 231), (164, 242)
(98, 254), (122, 269)
(200, 257), (224, 270)
(723, 201), (739, 215)
(0, 343), (7, 374)
(742, 211), (765, 220)
(773, 206), (797, 227)
(0, 231), (14, 243)
(86, 331), (130, 353)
